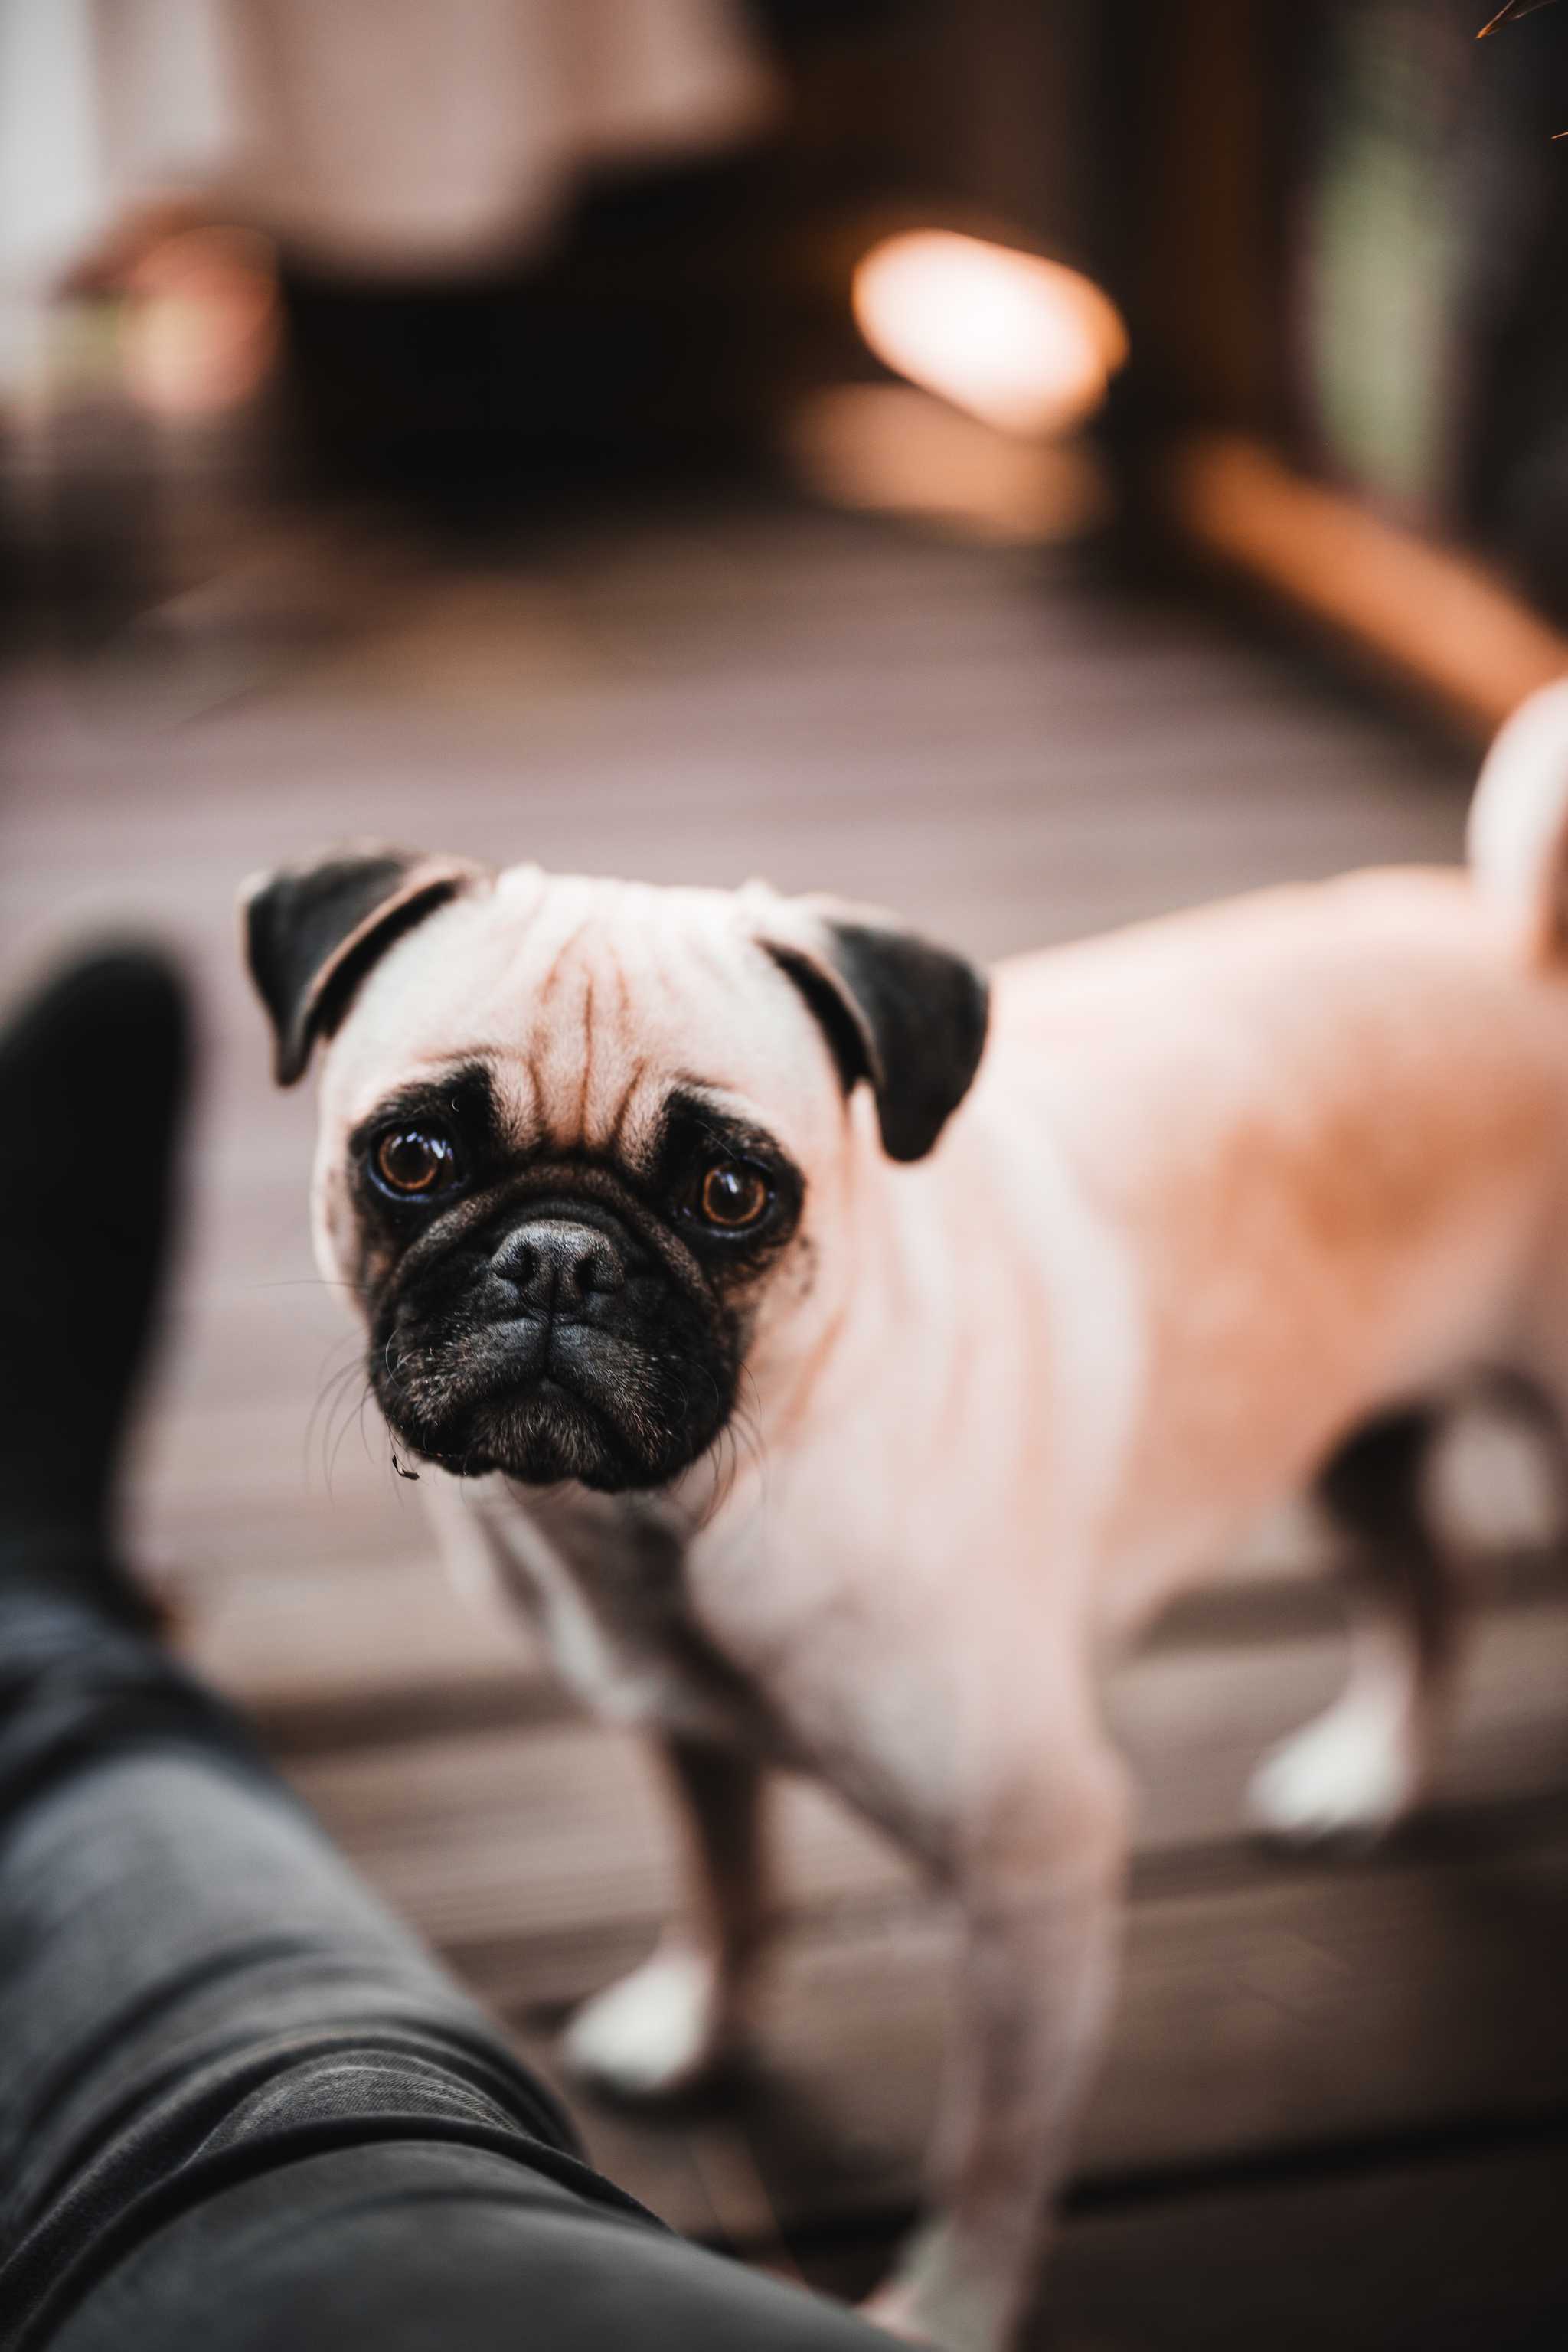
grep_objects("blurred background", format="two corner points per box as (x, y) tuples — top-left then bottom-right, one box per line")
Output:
(7, 3), (1568, 2344)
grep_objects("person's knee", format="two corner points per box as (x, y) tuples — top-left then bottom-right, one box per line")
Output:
(47, 2145), (884, 2352)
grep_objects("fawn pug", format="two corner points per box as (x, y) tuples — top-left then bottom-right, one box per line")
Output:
(244, 681), (1568, 2350)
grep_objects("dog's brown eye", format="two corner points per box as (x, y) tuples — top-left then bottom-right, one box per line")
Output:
(374, 1127), (457, 1198)
(698, 1159), (769, 1230)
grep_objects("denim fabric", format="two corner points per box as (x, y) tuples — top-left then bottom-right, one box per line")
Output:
(0, 1576), (876, 2350)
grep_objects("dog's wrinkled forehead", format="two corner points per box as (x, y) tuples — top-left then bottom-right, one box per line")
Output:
(245, 844), (990, 1171)
(319, 865), (835, 1162)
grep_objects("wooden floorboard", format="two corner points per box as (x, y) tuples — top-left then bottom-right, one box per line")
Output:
(7, 494), (1568, 2335)
(802, 2136), (1568, 2350)
(1039, 2137), (1568, 2352)
(471, 1797), (1568, 2249)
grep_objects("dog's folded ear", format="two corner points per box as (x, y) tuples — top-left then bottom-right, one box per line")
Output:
(761, 901), (990, 1161)
(241, 845), (485, 1085)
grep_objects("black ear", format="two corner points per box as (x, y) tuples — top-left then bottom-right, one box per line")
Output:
(240, 845), (484, 1085)
(765, 910), (990, 1161)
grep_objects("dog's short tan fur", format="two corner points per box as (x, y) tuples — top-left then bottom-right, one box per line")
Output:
(246, 684), (1568, 2352)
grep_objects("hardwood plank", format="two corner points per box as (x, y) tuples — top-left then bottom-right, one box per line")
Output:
(696, 1815), (1568, 2237)
(1041, 2140), (1568, 2352)
(182, 1557), (546, 1746)
(449, 1798), (1568, 2241)
(798, 2138), (1568, 2351)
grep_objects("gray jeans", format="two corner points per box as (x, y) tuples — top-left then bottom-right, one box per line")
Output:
(0, 1558), (876, 2350)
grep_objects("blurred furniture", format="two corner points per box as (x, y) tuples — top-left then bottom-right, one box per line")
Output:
(1116, 0), (1568, 738)
(0, 0), (771, 299)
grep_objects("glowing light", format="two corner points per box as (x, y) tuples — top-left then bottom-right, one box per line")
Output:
(784, 384), (1110, 546)
(121, 227), (280, 420)
(852, 230), (1128, 439)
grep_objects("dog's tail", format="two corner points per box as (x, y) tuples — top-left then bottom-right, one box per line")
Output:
(1468, 678), (1568, 965)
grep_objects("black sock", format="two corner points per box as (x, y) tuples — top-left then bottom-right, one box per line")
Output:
(0, 947), (190, 1586)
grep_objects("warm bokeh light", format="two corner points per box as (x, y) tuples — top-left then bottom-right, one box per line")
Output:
(121, 227), (282, 422)
(851, 230), (1128, 439)
(784, 382), (1110, 544)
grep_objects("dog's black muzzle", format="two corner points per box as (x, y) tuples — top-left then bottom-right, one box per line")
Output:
(371, 1184), (737, 1492)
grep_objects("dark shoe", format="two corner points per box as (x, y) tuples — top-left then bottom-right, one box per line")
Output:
(0, 946), (189, 1589)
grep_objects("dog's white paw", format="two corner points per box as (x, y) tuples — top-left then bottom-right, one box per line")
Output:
(860, 2282), (939, 2344)
(563, 1943), (730, 2100)
(861, 2222), (1013, 2352)
(1246, 1699), (1421, 1846)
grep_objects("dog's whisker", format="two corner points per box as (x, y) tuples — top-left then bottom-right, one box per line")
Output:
(305, 1352), (371, 1488)
(323, 1377), (375, 1497)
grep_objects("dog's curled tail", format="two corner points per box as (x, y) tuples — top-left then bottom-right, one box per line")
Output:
(1468, 678), (1568, 965)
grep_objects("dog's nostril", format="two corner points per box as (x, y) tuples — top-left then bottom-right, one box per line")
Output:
(490, 1220), (625, 1312)
(576, 1248), (622, 1295)
(496, 1239), (540, 1294)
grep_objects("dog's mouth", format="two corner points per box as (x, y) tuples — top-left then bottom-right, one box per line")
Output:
(416, 1325), (713, 1489)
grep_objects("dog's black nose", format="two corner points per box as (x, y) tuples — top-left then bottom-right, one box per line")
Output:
(490, 1220), (625, 1316)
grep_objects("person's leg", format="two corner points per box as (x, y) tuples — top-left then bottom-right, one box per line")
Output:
(0, 949), (880, 2352)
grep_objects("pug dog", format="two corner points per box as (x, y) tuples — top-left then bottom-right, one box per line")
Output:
(243, 681), (1568, 2352)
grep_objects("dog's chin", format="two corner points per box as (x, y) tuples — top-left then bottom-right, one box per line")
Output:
(418, 1387), (675, 1493)
(383, 1365), (728, 1494)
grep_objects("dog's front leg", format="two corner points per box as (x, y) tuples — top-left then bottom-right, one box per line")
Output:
(867, 1729), (1131, 2352)
(564, 1733), (769, 2099)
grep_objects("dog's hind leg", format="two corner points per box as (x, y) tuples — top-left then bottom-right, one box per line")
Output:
(1246, 1406), (1460, 1844)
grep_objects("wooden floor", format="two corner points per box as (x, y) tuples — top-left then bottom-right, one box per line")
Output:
(5, 498), (1568, 2347)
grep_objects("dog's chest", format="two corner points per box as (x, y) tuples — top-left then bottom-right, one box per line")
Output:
(470, 1490), (780, 1753)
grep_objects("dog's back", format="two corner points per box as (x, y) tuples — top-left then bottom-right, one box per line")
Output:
(960, 686), (1568, 1615)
